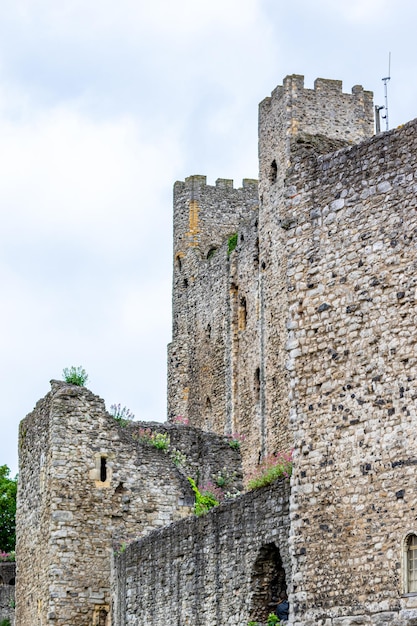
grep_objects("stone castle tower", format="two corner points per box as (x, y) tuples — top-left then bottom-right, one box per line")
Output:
(16, 74), (417, 625)
(168, 75), (374, 473)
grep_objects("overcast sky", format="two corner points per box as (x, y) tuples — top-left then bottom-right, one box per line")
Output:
(1, 0), (416, 477)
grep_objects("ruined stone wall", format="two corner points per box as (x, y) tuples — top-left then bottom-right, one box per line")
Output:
(16, 381), (242, 626)
(284, 119), (417, 625)
(112, 478), (290, 626)
(0, 562), (15, 625)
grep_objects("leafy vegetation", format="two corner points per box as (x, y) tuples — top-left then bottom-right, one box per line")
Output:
(0, 465), (17, 552)
(246, 451), (293, 491)
(227, 232), (238, 255)
(170, 448), (188, 467)
(62, 365), (89, 386)
(226, 432), (245, 449)
(248, 615), (283, 626)
(187, 477), (220, 516)
(135, 428), (170, 451)
(110, 403), (135, 427)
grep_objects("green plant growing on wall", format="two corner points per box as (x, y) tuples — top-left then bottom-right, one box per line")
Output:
(170, 448), (188, 467)
(187, 477), (219, 516)
(267, 613), (280, 625)
(0, 619), (12, 626)
(212, 468), (235, 488)
(136, 428), (170, 451)
(227, 232), (238, 255)
(246, 451), (293, 491)
(109, 403), (135, 427)
(62, 365), (88, 386)
(152, 432), (170, 450)
(226, 432), (245, 449)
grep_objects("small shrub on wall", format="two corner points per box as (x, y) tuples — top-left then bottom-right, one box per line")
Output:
(246, 451), (293, 490)
(62, 366), (89, 386)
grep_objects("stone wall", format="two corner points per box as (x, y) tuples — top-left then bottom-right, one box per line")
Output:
(168, 175), (259, 460)
(0, 562), (15, 625)
(168, 77), (376, 477)
(284, 119), (417, 624)
(112, 478), (290, 626)
(16, 381), (242, 626)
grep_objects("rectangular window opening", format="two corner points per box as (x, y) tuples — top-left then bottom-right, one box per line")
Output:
(100, 457), (107, 483)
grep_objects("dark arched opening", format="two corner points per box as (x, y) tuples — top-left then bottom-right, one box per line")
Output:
(269, 159), (277, 183)
(254, 367), (260, 402)
(204, 397), (212, 430)
(249, 543), (287, 623)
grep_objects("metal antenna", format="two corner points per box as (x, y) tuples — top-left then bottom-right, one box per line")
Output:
(381, 52), (391, 131)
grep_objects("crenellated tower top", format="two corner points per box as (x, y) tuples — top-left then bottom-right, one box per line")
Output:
(258, 74), (374, 194)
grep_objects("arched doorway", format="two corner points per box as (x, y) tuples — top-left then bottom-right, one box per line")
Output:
(249, 543), (287, 623)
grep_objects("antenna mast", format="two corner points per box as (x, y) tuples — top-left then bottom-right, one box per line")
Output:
(381, 52), (391, 131)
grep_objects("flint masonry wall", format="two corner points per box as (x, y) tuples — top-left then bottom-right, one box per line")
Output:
(285, 120), (417, 624)
(168, 77), (376, 476)
(16, 381), (242, 626)
(112, 478), (290, 626)
(256, 76), (375, 474)
(168, 176), (260, 471)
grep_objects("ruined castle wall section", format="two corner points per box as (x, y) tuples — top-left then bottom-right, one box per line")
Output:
(168, 176), (258, 431)
(16, 382), (196, 626)
(16, 392), (53, 626)
(112, 479), (290, 626)
(129, 420), (244, 492)
(284, 120), (417, 625)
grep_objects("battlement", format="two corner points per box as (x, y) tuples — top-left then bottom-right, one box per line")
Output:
(258, 74), (374, 195)
(172, 173), (258, 256)
(177, 174), (258, 191)
(264, 74), (372, 106)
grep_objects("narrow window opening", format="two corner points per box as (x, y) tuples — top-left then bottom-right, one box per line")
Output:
(239, 297), (247, 331)
(269, 159), (278, 184)
(9, 577), (15, 586)
(254, 237), (259, 269)
(99, 609), (108, 626)
(100, 457), (107, 483)
(206, 324), (211, 340)
(176, 256), (182, 272)
(407, 534), (417, 592)
(205, 397), (212, 431)
(183, 278), (188, 288)
(254, 368), (261, 402)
